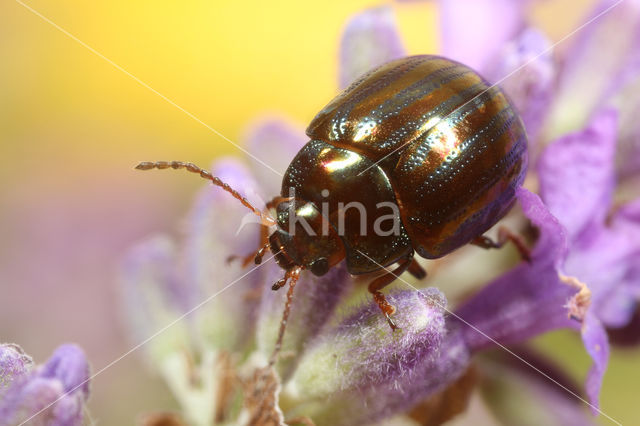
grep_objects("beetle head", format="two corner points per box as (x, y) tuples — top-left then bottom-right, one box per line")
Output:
(269, 198), (345, 276)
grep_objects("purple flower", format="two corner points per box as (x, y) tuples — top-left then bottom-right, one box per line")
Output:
(121, 161), (597, 424)
(539, 110), (640, 328)
(338, 6), (406, 89)
(121, 2), (640, 424)
(435, 0), (640, 404)
(455, 188), (609, 410)
(478, 347), (596, 426)
(0, 344), (33, 390)
(284, 288), (461, 425)
(437, 0), (526, 72)
(0, 344), (91, 426)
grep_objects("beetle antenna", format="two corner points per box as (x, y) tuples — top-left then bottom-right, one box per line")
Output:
(135, 161), (275, 227)
(269, 267), (301, 366)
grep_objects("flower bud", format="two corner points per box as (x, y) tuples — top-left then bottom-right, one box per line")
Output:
(0, 344), (90, 426)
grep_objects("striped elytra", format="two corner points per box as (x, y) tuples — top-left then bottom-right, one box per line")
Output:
(137, 55), (528, 332)
(287, 55), (528, 271)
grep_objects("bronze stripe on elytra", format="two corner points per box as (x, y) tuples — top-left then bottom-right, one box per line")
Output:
(364, 64), (467, 118)
(404, 97), (514, 219)
(420, 108), (522, 224)
(330, 57), (432, 118)
(344, 60), (467, 124)
(310, 57), (430, 131)
(448, 135), (527, 238)
(397, 85), (502, 174)
(339, 56), (427, 98)
(450, 116), (525, 213)
(331, 74), (492, 159)
(372, 79), (491, 152)
(435, 104), (516, 193)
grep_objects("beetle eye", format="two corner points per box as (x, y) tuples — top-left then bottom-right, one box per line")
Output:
(309, 257), (329, 276)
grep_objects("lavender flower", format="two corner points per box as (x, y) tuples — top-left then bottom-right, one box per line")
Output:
(520, 0), (639, 336)
(0, 344), (33, 390)
(433, 0), (640, 412)
(0, 344), (91, 426)
(338, 6), (406, 89)
(120, 2), (640, 424)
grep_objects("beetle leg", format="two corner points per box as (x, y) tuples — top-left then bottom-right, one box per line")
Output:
(271, 275), (288, 291)
(227, 205), (276, 267)
(471, 226), (531, 262)
(368, 256), (413, 331)
(265, 196), (293, 210)
(228, 196), (294, 266)
(408, 258), (427, 279)
(226, 241), (270, 267)
(253, 243), (271, 265)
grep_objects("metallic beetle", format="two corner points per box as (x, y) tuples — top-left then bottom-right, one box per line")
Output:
(137, 55), (528, 333)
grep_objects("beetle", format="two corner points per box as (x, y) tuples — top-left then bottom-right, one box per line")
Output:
(136, 55), (528, 350)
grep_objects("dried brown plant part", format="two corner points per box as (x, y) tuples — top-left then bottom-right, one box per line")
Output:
(560, 274), (592, 322)
(139, 412), (187, 426)
(408, 366), (478, 426)
(215, 351), (239, 424)
(242, 366), (285, 426)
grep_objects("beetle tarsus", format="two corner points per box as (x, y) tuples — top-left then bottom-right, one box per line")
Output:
(471, 227), (531, 263)
(226, 242), (271, 268)
(408, 258), (427, 280)
(367, 256), (413, 331)
(254, 242), (270, 265)
(385, 313), (400, 331)
(272, 277), (287, 291)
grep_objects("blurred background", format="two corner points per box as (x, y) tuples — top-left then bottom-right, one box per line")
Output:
(0, 0), (637, 424)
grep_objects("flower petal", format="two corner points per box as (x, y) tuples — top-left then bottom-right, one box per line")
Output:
(0, 345), (90, 426)
(186, 159), (264, 287)
(486, 27), (555, 142)
(455, 188), (574, 352)
(120, 236), (192, 361)
(243, 118), (307, 197)
(38, 345), (90, 398)
(287, 289), (447, 397)
(159, 349), (222, 426)
(210, 157), (266, 211)
(437, 0), (525, 72)
(608, 74), (640, 177)
(539, 112), (640, 329)
(339, 6), (406, 89)
(185, 159), (268, 350)
(537, 109), (618, 241)
(284, 289), (470, 425)
(581, 313), (609, 412)
(564, 223), (640, 328)
(0, 344), (33, 391)
(545, 0), (640, 139)
(255, 264), (352, 379)
(616, 196), (640, 222)
(478, 349), (596, 426)
(455, 188), (611, 408)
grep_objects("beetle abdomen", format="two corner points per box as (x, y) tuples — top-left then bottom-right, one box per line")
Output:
(306, 55), (497, 163)
(308, 55), (528, 260)
(393, 76), (528, 258)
